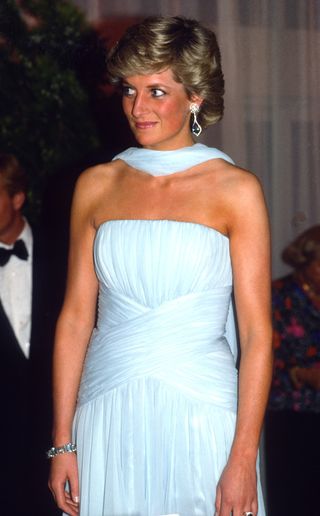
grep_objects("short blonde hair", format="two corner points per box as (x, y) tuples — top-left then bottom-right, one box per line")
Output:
(282, 225), (320, 269)
(107, 16), (224, 128)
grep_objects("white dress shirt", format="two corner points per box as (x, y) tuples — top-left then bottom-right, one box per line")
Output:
(0, 220), (33, 358)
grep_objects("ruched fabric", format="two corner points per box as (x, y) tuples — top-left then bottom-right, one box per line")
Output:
(68, 146), (265, 515)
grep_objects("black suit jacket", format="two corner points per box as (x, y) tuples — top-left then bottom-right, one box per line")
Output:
(0, 228), (61, 515)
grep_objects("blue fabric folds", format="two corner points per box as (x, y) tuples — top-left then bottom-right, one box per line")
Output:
(69, 146), (265, 516)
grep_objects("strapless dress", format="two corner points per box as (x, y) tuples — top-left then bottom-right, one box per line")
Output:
(69, 144), (265, 516)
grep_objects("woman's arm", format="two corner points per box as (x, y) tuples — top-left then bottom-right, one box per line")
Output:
(215, 171), (273, 516)
(48, 171), (99, 515)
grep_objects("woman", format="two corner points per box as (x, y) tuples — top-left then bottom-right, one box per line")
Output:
(49, 17), (272, 516)
(265, 225), (320, 515)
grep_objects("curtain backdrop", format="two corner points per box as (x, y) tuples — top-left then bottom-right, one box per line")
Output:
(73, 0), (320, 279)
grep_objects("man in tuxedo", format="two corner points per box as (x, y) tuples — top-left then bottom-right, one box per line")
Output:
(0, 154), (59, 515)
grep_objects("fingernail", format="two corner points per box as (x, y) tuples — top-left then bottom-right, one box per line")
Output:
(74, 496), (79, 503)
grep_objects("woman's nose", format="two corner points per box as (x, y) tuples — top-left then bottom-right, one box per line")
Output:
(132, 92), (149, 117)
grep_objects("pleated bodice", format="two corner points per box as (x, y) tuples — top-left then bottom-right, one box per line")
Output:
(78, 219), (238, 412)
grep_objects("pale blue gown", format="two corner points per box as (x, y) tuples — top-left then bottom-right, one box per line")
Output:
(69, 144), (266, 516)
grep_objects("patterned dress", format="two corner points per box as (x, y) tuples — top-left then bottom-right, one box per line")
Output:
(269, 274), (320, 412)
(265, 274), (320, 516)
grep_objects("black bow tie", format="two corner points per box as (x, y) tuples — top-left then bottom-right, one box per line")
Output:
(0, 239), (29, 266)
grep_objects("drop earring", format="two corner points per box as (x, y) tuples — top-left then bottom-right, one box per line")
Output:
(190, 103), (202, 137)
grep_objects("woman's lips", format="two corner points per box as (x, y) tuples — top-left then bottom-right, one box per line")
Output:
(134, 121), (158, 129)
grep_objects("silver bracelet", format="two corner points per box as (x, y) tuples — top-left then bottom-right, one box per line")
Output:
(46, 442), (77, 459)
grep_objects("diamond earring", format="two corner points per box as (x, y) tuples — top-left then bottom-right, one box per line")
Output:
(190, 103), (202, 136)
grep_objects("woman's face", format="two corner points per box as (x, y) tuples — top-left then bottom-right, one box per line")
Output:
(122, 68), (200, 151)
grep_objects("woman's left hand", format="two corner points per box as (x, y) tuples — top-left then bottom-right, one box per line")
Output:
(215, 457), (258, 516)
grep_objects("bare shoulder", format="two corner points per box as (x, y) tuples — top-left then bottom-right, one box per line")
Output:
(68, 160), (121, 229)
(212, 160), (263, 198)
(75, 160), (123, 197)
(215, 161), (265, 209)
(206, 159), (268, 236)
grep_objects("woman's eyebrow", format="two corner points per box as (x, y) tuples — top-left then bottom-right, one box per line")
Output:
(122, 81), (170, 89)
(147, 83), (167, 88)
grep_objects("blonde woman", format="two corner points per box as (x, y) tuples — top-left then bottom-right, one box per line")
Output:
(49, 16), (272, 516)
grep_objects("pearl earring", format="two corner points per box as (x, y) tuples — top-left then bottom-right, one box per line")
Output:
(190, 103), (202, 136)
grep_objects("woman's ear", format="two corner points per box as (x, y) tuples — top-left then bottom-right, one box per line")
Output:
(190, 94), (203, 107)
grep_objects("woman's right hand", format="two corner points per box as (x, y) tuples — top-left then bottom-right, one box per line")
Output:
(49, 453), (79, 515)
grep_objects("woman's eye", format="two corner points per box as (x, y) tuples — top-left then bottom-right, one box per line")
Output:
(151, 89), (166, 97)
(122, 86), (135, 97)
